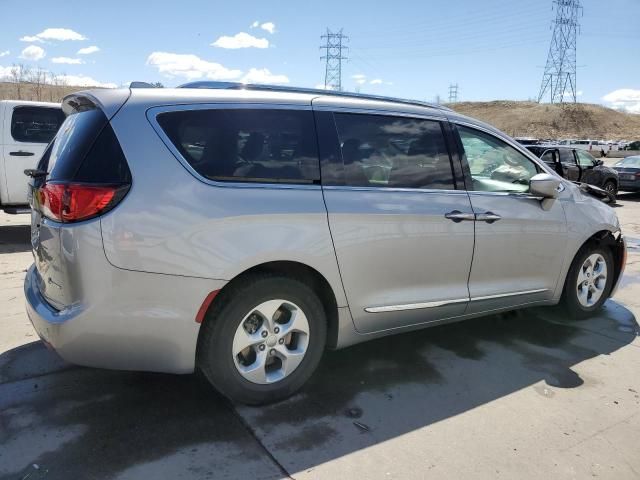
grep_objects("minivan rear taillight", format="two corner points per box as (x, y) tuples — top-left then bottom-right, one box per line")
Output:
(38, 183), (129, 223)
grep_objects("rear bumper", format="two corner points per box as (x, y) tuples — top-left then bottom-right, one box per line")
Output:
(25, 264), (227, 374)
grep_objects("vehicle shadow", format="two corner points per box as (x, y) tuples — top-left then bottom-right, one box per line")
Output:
(0, 224), (31, 253)
(617, 192), (640, 203)
(0, 301), (637, 479)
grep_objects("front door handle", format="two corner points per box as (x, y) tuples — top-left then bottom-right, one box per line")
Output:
(9, 151), (34, 157)
(476, 212), (502, 224)
(445, 210), (476, 223)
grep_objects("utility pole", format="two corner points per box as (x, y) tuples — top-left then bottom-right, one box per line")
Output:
(320, 29), (348, 91)
(448, 83), (459, 103)
(537, 0), (582, 103)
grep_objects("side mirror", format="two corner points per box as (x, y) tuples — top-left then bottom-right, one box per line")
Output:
(529, 173), (561, 199)
(596, 159), (604, 166)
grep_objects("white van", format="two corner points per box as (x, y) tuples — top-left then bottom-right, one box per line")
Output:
(0, 100), (64, 213)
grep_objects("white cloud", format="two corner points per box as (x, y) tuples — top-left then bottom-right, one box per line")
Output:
(370, 79), (383, 85)
(51, 57), (84, 64)
(20, 36), (43, 43)
(0, 65), (14, 79)
(603, 89), (640, 114)
(56, 74), (116, 88)
(77, 45), (100, 55)
(20, 45), (46, 61)
(0, 50), (9, 57)
(146, 51), (242, 80)
(241, 68), (289, 84)
(352, 74), (366, 80)
(250, 20), (275, 33)
(22, 28), (86, 42)
(260, 22), (276, 34)
(211, 32), (269, 49)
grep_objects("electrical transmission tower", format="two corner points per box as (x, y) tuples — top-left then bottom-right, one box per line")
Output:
(320, 29), (348, 91)
(537, 0), (583, 104)
(448, 83), (459, 103)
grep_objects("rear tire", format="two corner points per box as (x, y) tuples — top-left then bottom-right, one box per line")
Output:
(561, 243), (614, 320)
(198, 274), (326, 405)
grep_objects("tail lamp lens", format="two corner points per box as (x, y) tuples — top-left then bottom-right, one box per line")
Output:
(38, 183), (128, 223)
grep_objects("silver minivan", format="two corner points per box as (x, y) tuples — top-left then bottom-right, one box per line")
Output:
(25, 84), (626, 404)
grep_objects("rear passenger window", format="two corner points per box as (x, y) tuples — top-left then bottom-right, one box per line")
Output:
(157, 109), (320, 184)
(333, 113), (454, 189)
(11, 106), (65, 143)
(559, 149), (575, 164)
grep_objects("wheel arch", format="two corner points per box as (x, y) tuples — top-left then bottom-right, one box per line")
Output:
(197, 260), (341, 351)
(563, 229), (625, 296)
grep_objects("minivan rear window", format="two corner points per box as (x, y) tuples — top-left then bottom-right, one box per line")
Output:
(39, 108), (130, 184)
(156, 109), (320, 184)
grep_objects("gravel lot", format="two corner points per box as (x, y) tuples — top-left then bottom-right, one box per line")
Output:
(1, 192), (639, 480)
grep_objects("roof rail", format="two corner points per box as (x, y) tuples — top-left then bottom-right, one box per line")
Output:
(177, 81), (451, 112)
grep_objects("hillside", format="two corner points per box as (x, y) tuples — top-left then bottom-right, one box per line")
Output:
(448, 101), (640, 140)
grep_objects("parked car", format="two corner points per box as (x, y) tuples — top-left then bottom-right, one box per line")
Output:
(612, 156), (640, 191)
(623, 141), (640, 151)
(25, 84), (626, 405)
(526, 145), (619, 199)
(0, 100), (64, 214)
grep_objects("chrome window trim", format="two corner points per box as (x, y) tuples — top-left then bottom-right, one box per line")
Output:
(312, 104), (447, 122)
(365, 288), (549, 313)
(322, 185), (469, 195)
(146, 103), (321, 191)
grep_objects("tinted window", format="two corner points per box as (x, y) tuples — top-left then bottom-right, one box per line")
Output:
(333, 113), (454, 189)
(11, 106), (65, 143)
(157, 109), (320, 184)
(39, 108), (130, 184)
(458, 126), (539, 193)
(559, 149), (575, 164)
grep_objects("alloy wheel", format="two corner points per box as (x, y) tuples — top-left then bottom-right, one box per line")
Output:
(232, 299), (310, 384)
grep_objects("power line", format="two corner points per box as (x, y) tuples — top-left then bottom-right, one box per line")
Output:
(320, 29), (348, 91)
(449, 84), (459, 103)
(537, 0), (583, 103)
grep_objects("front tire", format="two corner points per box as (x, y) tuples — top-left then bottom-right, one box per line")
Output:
(198, 274), (327, 405)
(561, 244), (614, 319)
(602, 180), (617, 201)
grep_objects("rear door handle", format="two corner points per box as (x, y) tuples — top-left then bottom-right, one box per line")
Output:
(476, 212), (502, 224)
(9, 151), (34, 156)
(444, 210), (476, 223)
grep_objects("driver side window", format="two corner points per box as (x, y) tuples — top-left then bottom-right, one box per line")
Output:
(458, 126), (539, 193)
(576, 150), (596, 168)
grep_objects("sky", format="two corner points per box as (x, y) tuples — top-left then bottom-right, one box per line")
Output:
(0, 0), (639, 111)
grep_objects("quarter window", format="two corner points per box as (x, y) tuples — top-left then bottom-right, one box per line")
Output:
(458, 126), (539, 193)
(333, 113), (455, 189)
(157, 109), (320, 184)
(11, 106), (65, 143)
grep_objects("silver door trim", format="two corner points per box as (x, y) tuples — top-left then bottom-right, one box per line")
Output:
(469, 288), (549, 302)
(364, 288), (549, 313)
(364, 297), (469, 313)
